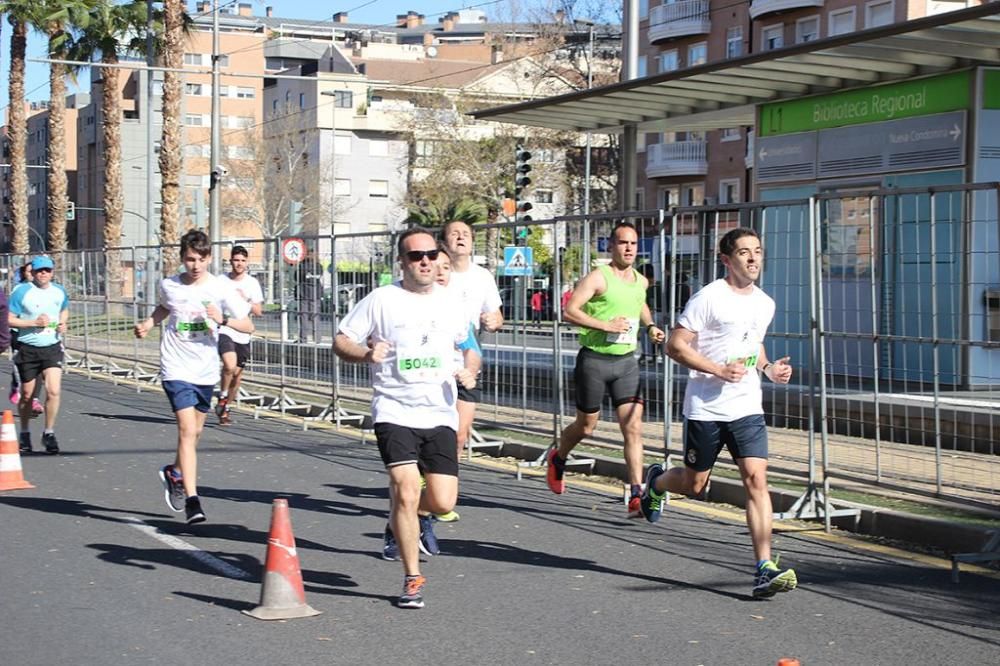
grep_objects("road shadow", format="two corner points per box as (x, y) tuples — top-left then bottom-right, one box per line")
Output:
(81, 411), (174, 425)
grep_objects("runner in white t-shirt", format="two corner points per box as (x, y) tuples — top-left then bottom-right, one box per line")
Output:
(215, 245), (264, 425)
(640, 227), (798, 599)
(440, 220), (503, 460)
(134, 230), (252, 525)
(334, 227), (480, 610)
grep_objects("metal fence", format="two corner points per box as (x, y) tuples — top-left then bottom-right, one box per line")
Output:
(7, 181), (998, 514)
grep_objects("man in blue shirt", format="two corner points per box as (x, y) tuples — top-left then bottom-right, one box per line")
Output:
(8, 256), (69, 454)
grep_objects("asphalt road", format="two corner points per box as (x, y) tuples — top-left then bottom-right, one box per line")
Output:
(1, 370), (998, 665)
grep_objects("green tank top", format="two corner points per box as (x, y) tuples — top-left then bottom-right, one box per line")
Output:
(579, 265), (646, 355)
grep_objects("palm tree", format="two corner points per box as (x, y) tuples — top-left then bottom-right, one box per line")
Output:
(70, 0), (150, 299)
(158, 0), (184, 274)
(2, 1), (34, 255)
(405, 199), (489, 229)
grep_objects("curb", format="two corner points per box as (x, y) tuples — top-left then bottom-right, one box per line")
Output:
(488, 440), (998, 555)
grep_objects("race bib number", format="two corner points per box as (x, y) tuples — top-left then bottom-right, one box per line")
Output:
(606, 318), (639, 345)
(396, 349), (446, 383)
(726, 349), (759, 369)
(174, 319), (212, 340)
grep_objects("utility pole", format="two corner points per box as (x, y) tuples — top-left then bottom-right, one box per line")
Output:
(209, 0), (222, 272)
(574, 18), (596, 272)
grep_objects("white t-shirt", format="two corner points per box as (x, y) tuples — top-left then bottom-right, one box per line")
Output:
(447, 262), (502, 331)
(337, 282), (471, 431)
(219, 273), (263, 345)
(158, 274), (251, 385)
(676, 279), (776, 421)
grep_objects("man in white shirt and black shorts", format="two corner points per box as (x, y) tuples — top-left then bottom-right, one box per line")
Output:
(215, 245), (263, 425)
(335, 227), (481, 610)
(640, 227), (798, 599)
(440, 220), (502, 464)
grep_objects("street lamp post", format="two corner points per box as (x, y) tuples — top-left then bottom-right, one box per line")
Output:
(574, 18), (596, 273)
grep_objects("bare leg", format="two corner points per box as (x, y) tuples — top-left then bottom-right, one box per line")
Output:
(616, 401), (645, 486)
(737, 457), (772, 563)
(388, 463), (423, 577)
(455, 400), (475, 459)
(175, 407), (208, 497)
(40, 367), (61, 431)
(556, 410), (600, 460)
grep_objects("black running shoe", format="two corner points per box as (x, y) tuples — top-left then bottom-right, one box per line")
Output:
(382, 524), (400, 561)
(418, 514), (440, 556)
(215, 397), (228, 419)
(42, 432), (59, 455)
(185, 496), (206, 524)
(18, 432), (32, 454)
(158, 464), (186, 512)
(398, 574), (426, 609)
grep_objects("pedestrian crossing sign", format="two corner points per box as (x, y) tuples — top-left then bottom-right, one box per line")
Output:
(504, 246), (533, 276)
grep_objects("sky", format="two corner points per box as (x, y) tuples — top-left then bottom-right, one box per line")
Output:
(0, 0), (518, 111)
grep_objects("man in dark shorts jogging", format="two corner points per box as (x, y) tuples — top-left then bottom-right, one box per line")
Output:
(335, 227), (480, 609)
(546, 222), (665, 516)
(640, 227), (798, 599)
(215, 245), (263, 425)
(8, 255), (69, 454)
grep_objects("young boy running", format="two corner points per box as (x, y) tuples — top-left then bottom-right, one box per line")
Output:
(134, 230), (252, 524)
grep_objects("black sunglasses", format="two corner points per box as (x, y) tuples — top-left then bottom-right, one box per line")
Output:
(35, 267), (53, 273)
(404, 249), (440, 262)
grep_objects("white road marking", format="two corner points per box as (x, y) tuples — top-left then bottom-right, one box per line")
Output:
(123, 516), (253, 580)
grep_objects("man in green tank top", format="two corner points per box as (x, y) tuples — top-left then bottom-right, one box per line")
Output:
(547, 223), (665, 515)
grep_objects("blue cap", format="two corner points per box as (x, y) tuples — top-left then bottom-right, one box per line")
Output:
(31, 255), (55, 271)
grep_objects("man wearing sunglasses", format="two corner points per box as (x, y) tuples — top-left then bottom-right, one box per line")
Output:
(334, 227), (481, 610)
(8, 255), (70, 454)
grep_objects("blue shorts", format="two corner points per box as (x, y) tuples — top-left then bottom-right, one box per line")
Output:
(683, 414), (768, 472)
(162, 380), (214, 414)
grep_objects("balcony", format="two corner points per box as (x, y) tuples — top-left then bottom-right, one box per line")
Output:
(749, 0), (825, 20)
(648, 0), (711, 44)
(646, 140), (708, 178)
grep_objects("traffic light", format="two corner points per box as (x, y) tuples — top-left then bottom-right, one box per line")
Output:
(65, 200), (75, 221)
(514, 144), (533, 244)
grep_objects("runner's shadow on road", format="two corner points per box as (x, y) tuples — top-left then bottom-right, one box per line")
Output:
(80, 411), (174, 425)
(0, 496), (164, 521)
(198, 486), (386, 520)
(446, 538), (752, 601)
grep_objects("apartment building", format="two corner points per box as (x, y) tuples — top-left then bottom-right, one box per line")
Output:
(636, 0), (979, 209)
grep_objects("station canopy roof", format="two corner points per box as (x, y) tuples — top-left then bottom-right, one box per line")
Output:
(471, 3), (1000, 133)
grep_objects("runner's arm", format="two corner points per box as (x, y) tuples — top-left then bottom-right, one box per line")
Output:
(666, 325), (727, 379)
(562, 270), (615, 332)
(133, 305), (170, 338)
(334, 333), (386, 363)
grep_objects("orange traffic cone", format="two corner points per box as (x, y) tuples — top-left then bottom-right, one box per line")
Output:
(243, 498), (322, 620)
(0, 410), (34, 491)
(778, 659), (801, 666)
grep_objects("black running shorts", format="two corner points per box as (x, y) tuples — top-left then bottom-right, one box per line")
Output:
(573, 347), (643, 414)
(217, 333), (250, 368)
(15, 342), (64, 383)
(374, 422), (459, 476)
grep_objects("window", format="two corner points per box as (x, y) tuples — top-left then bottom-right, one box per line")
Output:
(185, 113), (206, 126)
(226, 145), (253, 159)
(762, 24), (784, 51)
(236, 87), (255, 99)
(640, 0), (649, 21)
(334, 179), (351, 197)
(183, 53), (204, 66)
(637, 132), (647, 153)
(535, 189), (554, 204)
(217, 55), (229, 67)
(299, 93), (306, 109)
(330, 90), (353, 108)
(682, 182), (705, 206)
(657, 186), (679, 209)
(369, 180), (389, 198)
(272, 99), (278, 113)
(719, 179), (740, 204)
(185, 83), (204, 95)
(659, 50), (679, 73)
(688, 42), (707, 67)
(726, 26), (743, 59)
(369, 139), (389, 157)
(184, 144), (210, 157)
(721, 127), (741, 142)
(796, 16), (820, 43)
(414, 139), (439, 166)
(637, 55), (648, 78)
(334, 135), (351, 155)
(866, 0), (894, 28)
(829, 8), (856, 36)
(634, 188), (645, 210)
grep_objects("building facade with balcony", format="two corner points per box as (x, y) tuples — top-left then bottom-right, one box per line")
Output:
(636, 0), (980, 210)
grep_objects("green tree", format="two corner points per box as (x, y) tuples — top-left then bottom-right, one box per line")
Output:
(158, 0), (184, 274)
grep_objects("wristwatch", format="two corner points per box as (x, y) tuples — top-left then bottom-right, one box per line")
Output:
(221, 315), (229, 327)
